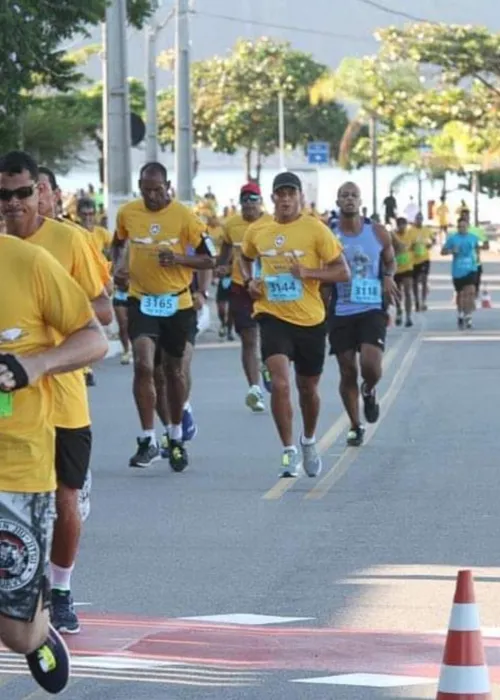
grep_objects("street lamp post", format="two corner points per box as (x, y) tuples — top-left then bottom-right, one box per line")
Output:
(175, 0), (193, 203)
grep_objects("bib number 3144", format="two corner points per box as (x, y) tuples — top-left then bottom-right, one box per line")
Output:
(265, 273), (303, 302)
(350, 278), (382, 304)
(140, 294), (178, 317)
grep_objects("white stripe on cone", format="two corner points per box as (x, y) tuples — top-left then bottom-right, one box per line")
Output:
(438, 664), (490, 694)
(449, 603), (481, 631)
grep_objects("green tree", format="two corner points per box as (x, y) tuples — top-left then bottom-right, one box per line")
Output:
(157, 39), (347, 181)
(0, 1), (154, 126)
(310, 56), (421, 168)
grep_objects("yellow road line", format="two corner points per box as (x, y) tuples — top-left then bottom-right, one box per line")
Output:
(262, 330), (408, 501)
(305, 329), (423, 501)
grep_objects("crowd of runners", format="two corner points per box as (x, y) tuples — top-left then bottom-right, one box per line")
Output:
(0, 148), (488, 694)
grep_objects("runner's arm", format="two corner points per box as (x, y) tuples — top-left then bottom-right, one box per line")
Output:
(374, 225), (396, 277)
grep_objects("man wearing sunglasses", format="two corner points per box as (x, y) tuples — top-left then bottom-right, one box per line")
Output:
(217, 183), (272, 413)
(0, 172), (108, 693)
(0, 151), (112, 639)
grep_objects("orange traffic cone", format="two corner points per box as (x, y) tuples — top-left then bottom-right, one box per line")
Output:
(481, 287), (492, 309)
(436, 569), (491, 699)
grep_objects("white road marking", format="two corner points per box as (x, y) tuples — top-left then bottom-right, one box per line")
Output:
(423, 336), (500, 342)
(179, 614), (314, 625)
(291, 673), (436, 687)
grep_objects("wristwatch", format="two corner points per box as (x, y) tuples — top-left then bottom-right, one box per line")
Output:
(199, 290), (209, 300)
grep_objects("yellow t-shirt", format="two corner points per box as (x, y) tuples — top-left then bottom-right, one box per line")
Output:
(64, 219), (112, 286)
(435, 203), (449, 227)
(410, 226), (433, 264)
(91, 225), (113, 254)
(0, 235), (94, 493)
(207, 224), (225, 255)
(28, 218), (104, 429)
(241, 215), (343, 327)
(395, 229), (418, 273)
(115, 199), (206, 309)
(223, 213), (273, 286)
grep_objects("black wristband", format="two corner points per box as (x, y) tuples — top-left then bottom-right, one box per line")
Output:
(0, 354), (29, 391)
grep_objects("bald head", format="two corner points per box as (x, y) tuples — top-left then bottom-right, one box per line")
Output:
(337, 181), (361, 218)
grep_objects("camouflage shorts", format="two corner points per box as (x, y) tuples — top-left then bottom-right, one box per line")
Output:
(78, 469), (92, 523)
(0, 491), (55, 621)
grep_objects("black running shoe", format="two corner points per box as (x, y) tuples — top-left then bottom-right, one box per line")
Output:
(26, 624), (71, 694)
(129, 437), (160, 468)
(51, 590), (80, 635)
(405, 318), (413, 328)
(361, 382), (380, 424)
(169, 439), (188, 472)
(347, 425), (365, 447)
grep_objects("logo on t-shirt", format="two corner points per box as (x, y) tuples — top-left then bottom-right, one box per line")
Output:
(274, 235), (285, 247)
(150, 224), (161, 236)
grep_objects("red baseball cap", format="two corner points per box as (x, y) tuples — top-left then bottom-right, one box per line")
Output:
(240, 182), (261, 197)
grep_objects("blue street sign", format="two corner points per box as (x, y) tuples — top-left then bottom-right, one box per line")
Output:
(307, 141), (330, 165)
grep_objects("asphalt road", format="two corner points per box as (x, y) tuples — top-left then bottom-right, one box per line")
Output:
(2, 257), (500, 699)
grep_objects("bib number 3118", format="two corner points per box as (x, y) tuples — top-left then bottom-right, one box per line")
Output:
(265, 273), (303, 302)
(350, 278), (382, 304)
(140, 294), (178, 317)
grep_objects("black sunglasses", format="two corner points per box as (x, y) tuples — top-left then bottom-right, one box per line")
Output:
(0, 185), (36, 201)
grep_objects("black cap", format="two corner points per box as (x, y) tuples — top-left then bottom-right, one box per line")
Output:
(272, 171), (302, 193)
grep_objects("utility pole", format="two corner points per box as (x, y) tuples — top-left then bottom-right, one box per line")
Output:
(145, 4), (175, 163)
(103, 0), (132, 230)
(369, 114), (378, 217)
(278, 92), (285, 171)
(145, 23), (158, 162)
(175, 0), (193, 203)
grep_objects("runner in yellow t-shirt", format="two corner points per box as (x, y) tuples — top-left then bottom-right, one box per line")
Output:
(241, 171), (349, 478)
(16, 157), (112, 636)
(394, 216), (418, 327)
(0, 157), (107, 693)
(217, 182), (273, 411)
(112, 161), (215, 473)
(409, 212), (435, 312)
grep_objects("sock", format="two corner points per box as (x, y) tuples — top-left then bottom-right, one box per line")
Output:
(283, 445), (297, 453)
(142, 429), (156, 445)
(250, 384), (260, 393)
(183, 401), (192, 413)
(170, 424), (182, 441)
(458, 311), (464, 319)
(301, 435), (316, 446)
(51, 563), (74, 592)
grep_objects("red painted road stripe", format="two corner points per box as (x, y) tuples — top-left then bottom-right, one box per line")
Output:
(2, 614), (500, 680)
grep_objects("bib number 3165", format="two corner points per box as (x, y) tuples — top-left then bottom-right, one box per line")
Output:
(140, 294), (178, 317)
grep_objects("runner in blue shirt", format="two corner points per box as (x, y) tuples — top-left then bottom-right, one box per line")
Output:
(441, 216), (479, 329)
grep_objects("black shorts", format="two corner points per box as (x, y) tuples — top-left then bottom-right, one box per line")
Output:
(475, 265), (483, 290)
(0, 491), (54, 621)
(229, 283), (257, 335)
(55, 427), (92, 490)
(257, 313), (326, 377)
(329, 310), (387, 355)
(216, 278), (232, 303)
(453, 273), (477, 293)
(153, 313), (197, 367)
(395, 270), (414, 284)
(128, 297), (196, 358)
(413, 261), (430, 277)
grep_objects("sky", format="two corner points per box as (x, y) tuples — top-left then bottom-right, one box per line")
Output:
(68, 0), (500, 89)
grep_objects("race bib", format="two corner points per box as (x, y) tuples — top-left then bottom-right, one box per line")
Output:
(221, 277), (232, 290)
(0, 392), (13, 418)
(114, 290), (128, 302)
(265, 273), (303, 302)
(396, 252), (410, 266)
(140, 294), (179, 317)
(350, 278), (382, 304)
